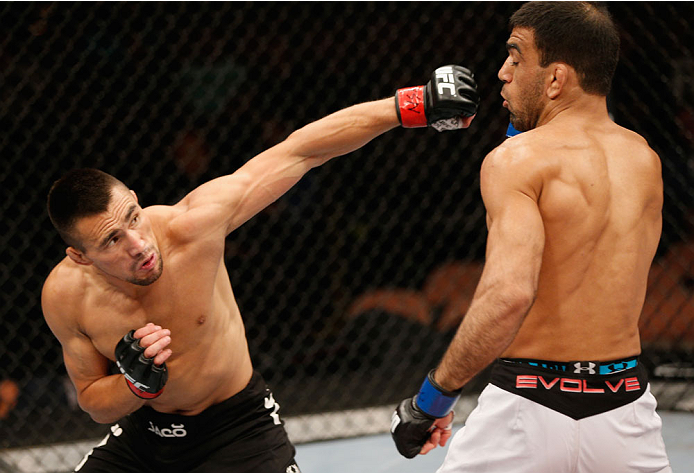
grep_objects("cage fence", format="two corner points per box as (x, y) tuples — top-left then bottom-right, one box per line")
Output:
(0, 2), (693, 472)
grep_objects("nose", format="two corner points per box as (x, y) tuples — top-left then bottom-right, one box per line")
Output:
(498, 57), (512, 83)
(126, 230), (146, 257)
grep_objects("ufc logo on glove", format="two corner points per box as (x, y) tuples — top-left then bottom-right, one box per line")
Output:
(435, 66), (457, 97)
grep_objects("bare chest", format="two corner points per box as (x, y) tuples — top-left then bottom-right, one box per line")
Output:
(81, 258), (229, 361)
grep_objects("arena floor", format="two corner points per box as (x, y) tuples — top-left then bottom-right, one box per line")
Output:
(296, 411), (694, 473)
(0, 409), (691, 472)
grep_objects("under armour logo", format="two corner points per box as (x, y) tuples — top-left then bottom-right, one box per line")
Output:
(573, 362), (596, 374)
(286, 464), (301, 473)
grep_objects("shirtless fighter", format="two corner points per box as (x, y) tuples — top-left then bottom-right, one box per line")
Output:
(391, 3), (672, 472)
(41, 66), (478, 472)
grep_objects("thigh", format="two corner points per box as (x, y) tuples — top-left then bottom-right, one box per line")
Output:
(188, 393), (299, 473)
(578, 385), (672, 473)
(437, 385), (576, 473)
(189, 429), (299, 473)
(74, 424), (150, 473)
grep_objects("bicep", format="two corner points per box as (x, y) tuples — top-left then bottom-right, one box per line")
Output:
(61, 333), (112, 394)
(485, 191), (544, 276)
(42, 292), (110, 395)
(480, 152), (545, 294)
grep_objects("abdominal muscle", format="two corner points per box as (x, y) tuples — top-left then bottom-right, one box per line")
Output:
(144, 305), (254, 416)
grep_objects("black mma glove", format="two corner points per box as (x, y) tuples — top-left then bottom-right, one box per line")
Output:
(395, 65), (479, 132)
(391, 370), (461, 458)
(115, 330), (168, 399)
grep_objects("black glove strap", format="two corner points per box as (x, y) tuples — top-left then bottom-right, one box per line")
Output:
(114, 330), (168, 399)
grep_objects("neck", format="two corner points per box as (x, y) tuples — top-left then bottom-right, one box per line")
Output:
(87, 264), (153, 300)
(537, 92), (609, 128)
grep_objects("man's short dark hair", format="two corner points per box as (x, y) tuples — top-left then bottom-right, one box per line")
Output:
(510, 1), (620, 96)
(47, 169), (127, 250)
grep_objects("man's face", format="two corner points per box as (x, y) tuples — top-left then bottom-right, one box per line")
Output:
(498, 27), (547, 132)
(72, 186), (163, 286)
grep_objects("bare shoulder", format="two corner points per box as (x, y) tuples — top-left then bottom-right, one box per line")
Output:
(143, 204), (185, 224)
(41, 259), (86, 334)
(485, 127), (556, 167)
(153, 191), (229, 240)
(611, 123), (661, 169)
(481, 130), (551, 193)
(142, 203), (200, 243)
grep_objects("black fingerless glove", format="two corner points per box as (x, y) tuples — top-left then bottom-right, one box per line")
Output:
(115, 330), (168, 399)
(391, 370), (461, 458)
(395, 65), (479, 132)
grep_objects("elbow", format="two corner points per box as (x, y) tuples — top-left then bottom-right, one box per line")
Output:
(79, 401), (111, 424)
(78, 396), (119, 425)
(284, 129), (332, 168)
(88, 411), (119, 425)
(505, 286), (536, 319)
(492, 282), (536, 321)
(86, 408), (123, 425)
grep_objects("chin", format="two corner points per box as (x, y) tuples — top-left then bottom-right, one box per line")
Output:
(510, 117), (535, 133)
(129, 259), (164, 286)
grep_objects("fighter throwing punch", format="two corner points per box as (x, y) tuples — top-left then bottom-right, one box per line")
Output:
(392, 2), (672, 472)
(42, 65), (478, 472)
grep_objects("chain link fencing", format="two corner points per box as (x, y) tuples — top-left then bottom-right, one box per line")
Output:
(0, 2), (692, 471)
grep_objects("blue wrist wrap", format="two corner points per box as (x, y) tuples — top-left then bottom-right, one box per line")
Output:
(414, 370), (461, 418)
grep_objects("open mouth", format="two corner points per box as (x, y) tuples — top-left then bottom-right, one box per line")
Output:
(140, 253), (156, 271)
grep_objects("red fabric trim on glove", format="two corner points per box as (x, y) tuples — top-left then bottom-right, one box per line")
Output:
(396, 86), (427, 128)
(126, 379), (165, 399)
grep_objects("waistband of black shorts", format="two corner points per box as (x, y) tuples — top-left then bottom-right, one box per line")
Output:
(499, 356), (639, 375)
(132, 369), (268, 430)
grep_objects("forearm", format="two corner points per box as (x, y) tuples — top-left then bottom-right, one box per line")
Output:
(286, 97), (399, 166)
(77, 374), (146, 424)
(434, 288), (532, 392)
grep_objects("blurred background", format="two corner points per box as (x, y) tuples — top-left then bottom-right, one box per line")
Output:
(0, 2), (692, 471)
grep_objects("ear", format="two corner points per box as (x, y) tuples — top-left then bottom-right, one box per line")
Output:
(66, 247), (93, 266)
(546, 63), (570, 100)
(130, 190), (139, 203)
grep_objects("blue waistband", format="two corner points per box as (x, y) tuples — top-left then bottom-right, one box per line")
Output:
(501, 357), (639, 375)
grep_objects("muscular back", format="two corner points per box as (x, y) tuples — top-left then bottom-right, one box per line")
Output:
(502, 117), (663, 361)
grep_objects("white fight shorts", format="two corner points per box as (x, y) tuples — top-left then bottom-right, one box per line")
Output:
(437, 360), (671, 473)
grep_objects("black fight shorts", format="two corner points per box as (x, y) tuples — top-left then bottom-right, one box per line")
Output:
(74, 371), (300, 473)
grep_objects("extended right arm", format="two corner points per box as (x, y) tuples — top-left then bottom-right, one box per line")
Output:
(171, 66), (478, 241)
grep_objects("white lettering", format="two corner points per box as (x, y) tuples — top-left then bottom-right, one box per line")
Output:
(437, 82), (456, 96)
(265, 394), (282, 425)
(148, 421), (187, 438)
(171, 424), (187, 437)
(435, 67), (457, 97)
